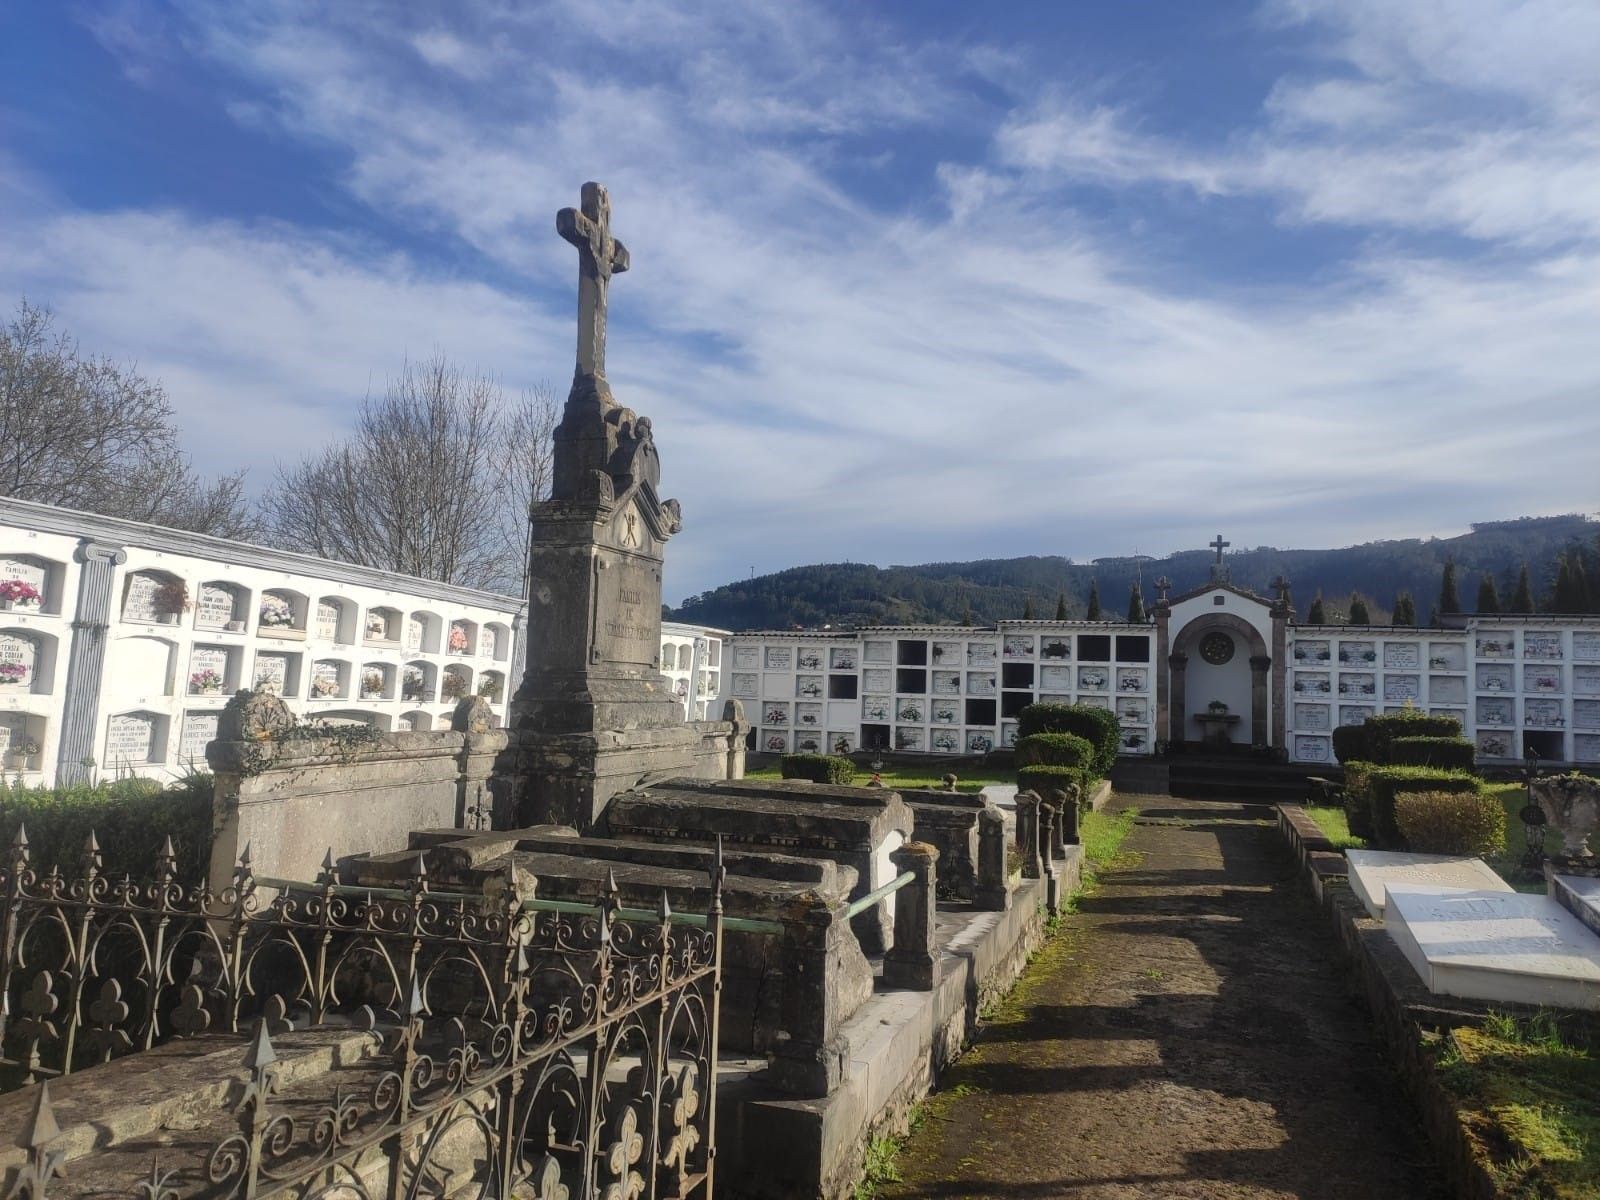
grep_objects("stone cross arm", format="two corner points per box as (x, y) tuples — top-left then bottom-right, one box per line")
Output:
(557, 181), (630, 378)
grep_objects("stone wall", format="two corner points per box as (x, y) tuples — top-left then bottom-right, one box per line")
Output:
(206, 691), (507, 891)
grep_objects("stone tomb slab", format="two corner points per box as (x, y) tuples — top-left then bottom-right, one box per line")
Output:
(1385, 885), (1600, 1011)
(604, 777), (912, 952)
(1549, 873), (1600, 939)
(1346, 849), (1512, 920)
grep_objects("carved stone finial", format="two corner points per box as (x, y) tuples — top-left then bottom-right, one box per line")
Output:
(451, 695), (494, 734)
(218, 689), (294, 742)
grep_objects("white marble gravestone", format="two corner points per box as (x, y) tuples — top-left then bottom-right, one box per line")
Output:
(316, 601), (342, 642)
(0, 557), (47, 607)
(405, 616), (424, 652)
(1386, 885), (1600, 1010)
(195, 583), (238, 630)
(1347, 849), (1512, 920)
(179, 711), (219, 761)
(107, 712), (157, 764)
(188, 645), (229, 695)
(0, 713), (27, 757)
(254, 653), (289, 695)
(0, 631), (37, 689)
(122, 573), (163, 623)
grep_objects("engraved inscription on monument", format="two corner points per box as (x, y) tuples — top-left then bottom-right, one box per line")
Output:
(594, 555), (660, 668)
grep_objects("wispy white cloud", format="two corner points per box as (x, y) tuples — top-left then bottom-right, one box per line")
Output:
(4, 0), (1598, 602)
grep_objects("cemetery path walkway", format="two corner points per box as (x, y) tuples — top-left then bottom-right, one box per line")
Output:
(881, 793), (1445, 1200)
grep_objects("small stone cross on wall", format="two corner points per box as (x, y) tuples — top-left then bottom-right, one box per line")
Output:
(557, 181), (630, 378)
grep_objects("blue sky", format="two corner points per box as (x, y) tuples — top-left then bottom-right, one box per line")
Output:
(3, 1), (1598, 603)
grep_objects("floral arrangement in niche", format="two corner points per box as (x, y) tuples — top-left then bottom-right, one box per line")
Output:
(154, 580), (190, 617)
(361, 671), (385, 698)
(259, 594), (295, 628)
(478, 675), (503, 702)
(311, 673), (339, 698)
(765, 734), (786, 751)
(448, 623), (470, 654)
(189, 669), (223, 694)
(0, 580), (42, 607)
(402, 670), (428, 701)
(0, 662), (27, 684)
(441, 672), (468, 700)
(253, 671), (280, 695)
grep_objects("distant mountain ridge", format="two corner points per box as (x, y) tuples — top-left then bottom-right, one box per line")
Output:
(667, 514), (1600, 631)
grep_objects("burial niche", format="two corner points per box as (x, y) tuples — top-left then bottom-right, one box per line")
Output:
(315, 596), (356, 643)
(364, 606), (401, 644)
(106, 710), (165, 766)
(194, 581), (247, 631)
(0, 629), (54, 693)
(309, 659), (349, 699)
(259, 589), (308, 637)
(402, 662), (435, 703)
(122, 569), (187, 626)
(406, 611), (440, 654)
(0, 713), (44, 772)
(0, 554), (58, 613)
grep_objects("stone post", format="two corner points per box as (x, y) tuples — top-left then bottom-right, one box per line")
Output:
(1017, 790), (1044, 880)
(1039, 800), (1061, 914)
(55, 540), (127, 785)
(974, 806), (1009, 911)
(884, 842), (939, 991)
(769, 895), (851, 1097)
(1050, 787), (1079, 848)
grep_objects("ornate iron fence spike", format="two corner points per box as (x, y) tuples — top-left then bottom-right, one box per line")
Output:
(317, 849), (337, 884)
(238, 841), (252, 869)
(10, 821), (28, 854)
(158, 836), (177, 875)
(82, 829), (101, 865)
(604, 866), (619, 898)
(243, 1017), (277, 1074)
(404, 974), (425, 1019)
(22, 1079), (62, 1147)
(657, 890), (672, 925)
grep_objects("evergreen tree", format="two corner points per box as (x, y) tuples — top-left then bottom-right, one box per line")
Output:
(1307, 592), (1327, 624)
(1348, 592), (1371, 624)
(1127, 581), (1147, 623)
(1085, 579), (1102, 621)
(1427, 604), (1440, 626)
(1511, 563), (1535, 614)
(1391, 592), (1416, 626)
(1022, 594), (1036, 619)
(1553, 557), (1578, 614)
(961, 604), (976, 625)
(1437, 558), (1462, 616)
(1575, 555), (1594, 613)
(1054, 592), (1068, 620)
(1475, 573), (1501, 614)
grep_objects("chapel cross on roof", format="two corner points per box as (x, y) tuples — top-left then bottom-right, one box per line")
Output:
(1210, 534), (1230, 565)
(557, 181), (630, 379)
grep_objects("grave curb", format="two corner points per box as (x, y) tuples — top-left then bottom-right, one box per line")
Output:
(1273, 803), (1507, 1200)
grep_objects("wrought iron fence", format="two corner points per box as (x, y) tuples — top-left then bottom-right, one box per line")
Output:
(1, 826), (724, 1199)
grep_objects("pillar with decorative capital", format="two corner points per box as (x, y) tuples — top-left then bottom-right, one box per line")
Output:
(884, 841), (939, 991)
(56, 540), (127, 786)
(974, 806), (1009, 911)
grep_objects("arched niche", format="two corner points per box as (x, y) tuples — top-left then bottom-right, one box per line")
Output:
(478, 622), (510, 660)
(677, 644), (693, 671)
(0, 628), (59, 695)
(447, 618), (477, 656)
(401, 661), (436, 703)
(251, 649), (300, 697)
(406, 611), (441, 655)
(194, 580), (249, 631)
(441, 663), (473, 701)
(309, 658), (351, 700)
(314, 595), (357, 644)
(398, 710), (433, 732)
(259, 588), (309, 638)
(105, 709), (169, 767)
(311, 709), (390, 731)
(113, 634), (179, 698)
(121, 568), (187, 627)
(0, 711), (46, 772)
(364, 605), (402, 645)
(477, 669), (505, 704)
(0, 553), (65, 615)
(359, 662), (395, 700)
(186, 642), (240, 697)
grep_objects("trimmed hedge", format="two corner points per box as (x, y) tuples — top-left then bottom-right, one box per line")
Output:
(1387, 735), (1477, 772)
(1340, 761), (1377, 839)
(1015, 732), (1095, 770)
(1333, 710), (1465, 765)
(780, 753), (854, 785)
(0, 774), (215, 880)
(1367, 765), (1484, 848)
(1331, 725), (1369, 767)
(1017, 704), (1120, 775)
(1018, 765), (1090, 804)
(1394, 789), (1506, 857)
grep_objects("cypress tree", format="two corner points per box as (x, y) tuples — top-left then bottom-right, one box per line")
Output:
(1437, 559), (1462, 616)
(1127, 581), (1147, 623)
(1307, 592), (1327, 624)
(1054, 592), (1068, 621)
(1511, 563), (1535, 614)
(1086, 579), (1102, 621)
(1348, 593), (1371, 624)
(1475, 574), (1501, 614)
(1575, 556), (1594, 613)
(1022, 594), (1036, 620)
(1391, 592), (1416, 626)
(961, 604), (976, 625)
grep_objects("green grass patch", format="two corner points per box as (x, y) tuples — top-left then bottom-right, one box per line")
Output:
(1306, 804), (1366, 850)
(1081, 806), (1138, 871)
(1433, 1011), (1600, 1199)
(1484, 783), (1543, 891)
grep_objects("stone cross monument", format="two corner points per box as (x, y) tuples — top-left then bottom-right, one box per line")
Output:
(499, 181), (704, 830)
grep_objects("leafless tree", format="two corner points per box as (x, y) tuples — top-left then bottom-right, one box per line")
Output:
(0, 299), (255, 537)
(260, 356), (558, 594)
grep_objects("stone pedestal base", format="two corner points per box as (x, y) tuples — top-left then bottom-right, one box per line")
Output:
(498, 722), (703, 832)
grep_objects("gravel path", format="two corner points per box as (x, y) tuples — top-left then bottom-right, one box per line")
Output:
(882, 794), (1445, 1200)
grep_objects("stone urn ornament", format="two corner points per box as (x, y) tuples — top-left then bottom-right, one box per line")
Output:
(1531, 774), (1600, 858)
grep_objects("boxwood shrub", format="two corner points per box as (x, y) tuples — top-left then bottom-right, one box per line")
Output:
(0, 773), (215, 881)
(1340, 761), (1378, 839)
(1366, 766), (1484, 848)
(1015, 732), (1095, 770)
(780, 753), (855, 785)
(1387, 735), (1477, 772)
(1333, 710), (1465, 766)
(1017, 704), (1120, 776)
(1017, 765), (1089, 805)
(1394, 789), (1506, 857)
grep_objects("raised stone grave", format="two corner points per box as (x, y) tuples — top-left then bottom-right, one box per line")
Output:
(1550, 873), (1600, 939)
(1346, 849), (1512, 920)
(604, 776), (912, 952)
(1385, 884), (1600, 1011)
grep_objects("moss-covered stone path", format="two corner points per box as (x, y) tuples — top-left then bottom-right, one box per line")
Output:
(881, 794), (1444, 1199)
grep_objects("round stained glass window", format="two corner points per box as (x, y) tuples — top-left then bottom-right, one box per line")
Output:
(1199, 631), (1235, 665)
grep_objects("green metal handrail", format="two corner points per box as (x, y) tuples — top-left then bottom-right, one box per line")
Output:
(842, 870), (915, 920)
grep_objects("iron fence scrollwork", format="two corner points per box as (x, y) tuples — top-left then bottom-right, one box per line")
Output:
(1, 826), (725, 1200)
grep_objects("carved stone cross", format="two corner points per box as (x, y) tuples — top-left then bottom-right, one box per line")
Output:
(1209, 534), (1230, 565)
(557, 181), (630, 378)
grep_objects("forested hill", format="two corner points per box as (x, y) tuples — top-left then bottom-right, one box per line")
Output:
(667, 515), (1600, 631)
